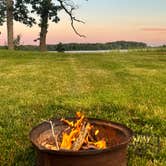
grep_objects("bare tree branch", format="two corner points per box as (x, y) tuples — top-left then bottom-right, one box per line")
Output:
(57, 0), (86, 38)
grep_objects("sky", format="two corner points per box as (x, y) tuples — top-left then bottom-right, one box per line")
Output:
(0, 0), (166, 46)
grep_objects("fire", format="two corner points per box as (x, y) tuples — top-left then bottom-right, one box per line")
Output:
(42, 112), (107, 151)
(60, 129), (79, 150)
(60, 112), (107, 151)
(94, 140), (106, 149)
(95, 130), (99, 136)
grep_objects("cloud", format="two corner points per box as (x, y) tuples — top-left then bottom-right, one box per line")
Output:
(141, 28), (166, 32)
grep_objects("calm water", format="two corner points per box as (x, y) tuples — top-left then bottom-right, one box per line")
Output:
(49, 50), (129, 54)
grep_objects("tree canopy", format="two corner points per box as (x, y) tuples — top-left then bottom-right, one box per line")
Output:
(0, 0), (35, 26)
(0, 0), (6, 25)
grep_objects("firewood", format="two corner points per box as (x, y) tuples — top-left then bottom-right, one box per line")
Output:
(43, 120), (60, 150)
(72, 122), (90, 151)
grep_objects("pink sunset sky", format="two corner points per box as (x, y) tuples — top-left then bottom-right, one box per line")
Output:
(0, 0), (166, 46)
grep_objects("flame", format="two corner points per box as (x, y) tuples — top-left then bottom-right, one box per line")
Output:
(76, 111), (82, 118)
(59, 112), (107, 151)
(95, 130), (99, 136)
(61, 119), (74, 127)
(60, 129), (79, 150)
(94, 140), (106, 149)
(60, 133), (72, 150)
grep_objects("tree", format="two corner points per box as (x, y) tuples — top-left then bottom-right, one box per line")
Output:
(29, 0), (85, 52)
(56, 42), (65, 52)
(6, 0), (14, 50)
(1, 0), (85, 51)
(0, 0), (35, 50)
(29, 0), (61, 51)
(14, 34), (22, 49)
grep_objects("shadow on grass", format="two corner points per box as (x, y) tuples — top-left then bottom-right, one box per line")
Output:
(11, 146), (36, 166)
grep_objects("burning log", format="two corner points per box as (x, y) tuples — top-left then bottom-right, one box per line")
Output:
(72, 122), (90, 151)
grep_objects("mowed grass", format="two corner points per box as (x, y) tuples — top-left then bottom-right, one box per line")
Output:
(0, 50), (165, 165)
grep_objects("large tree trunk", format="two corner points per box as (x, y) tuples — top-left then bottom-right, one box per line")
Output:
(39, 0), (51, 52)
(39, 24), (48, 52)
(6, 0), (14, 50)
(39, 8), (49, 52)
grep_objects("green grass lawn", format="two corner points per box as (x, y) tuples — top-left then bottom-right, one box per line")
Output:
(0, 50), (165, 165)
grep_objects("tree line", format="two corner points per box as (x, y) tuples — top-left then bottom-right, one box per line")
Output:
(51, 41), (147, 51)
(0, 40), (148, 51)
(0, 0), (85, 51)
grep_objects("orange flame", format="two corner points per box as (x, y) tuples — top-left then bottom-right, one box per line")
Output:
(60, 112), (107, 151)
(94, 140), (106, 149)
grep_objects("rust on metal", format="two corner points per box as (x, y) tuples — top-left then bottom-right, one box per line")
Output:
(30, 118), (133, 166)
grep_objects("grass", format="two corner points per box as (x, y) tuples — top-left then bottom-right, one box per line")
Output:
(0, 49), (165, 165)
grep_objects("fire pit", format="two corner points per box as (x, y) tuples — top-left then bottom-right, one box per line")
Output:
(30, 114), (133, 166)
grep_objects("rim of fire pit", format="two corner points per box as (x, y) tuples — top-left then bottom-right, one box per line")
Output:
(29, 118), (133, 156)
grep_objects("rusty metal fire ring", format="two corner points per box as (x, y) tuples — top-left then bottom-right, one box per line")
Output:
(30, 118), (133, 166)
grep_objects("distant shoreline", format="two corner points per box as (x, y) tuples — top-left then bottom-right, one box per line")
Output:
(49, 49), (132, 53)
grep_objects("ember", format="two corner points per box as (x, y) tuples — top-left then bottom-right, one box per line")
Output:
(42, 112), (107, 151)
